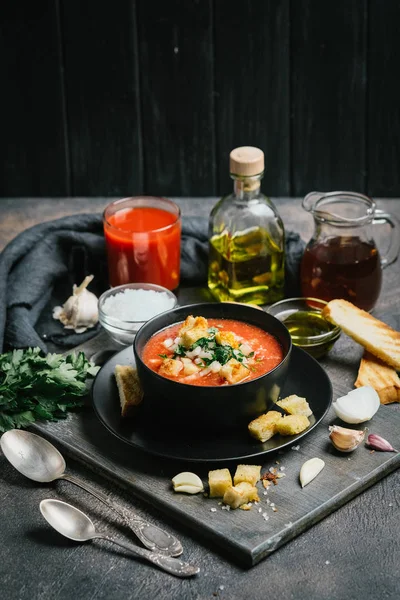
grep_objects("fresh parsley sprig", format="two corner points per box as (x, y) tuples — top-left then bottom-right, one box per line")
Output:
(0, 347), (100, 432)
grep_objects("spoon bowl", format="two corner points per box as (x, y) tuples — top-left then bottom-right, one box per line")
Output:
(1, 429), (65, 482)
(40, 498), (99, 542)
(39, 499), (199, 578)
(0, 429), (183, 557)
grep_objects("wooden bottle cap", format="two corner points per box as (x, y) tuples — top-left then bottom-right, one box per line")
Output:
(230, 146), (264, 176)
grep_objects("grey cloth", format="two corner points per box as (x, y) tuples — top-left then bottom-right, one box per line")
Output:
(0, 213), (304, 353)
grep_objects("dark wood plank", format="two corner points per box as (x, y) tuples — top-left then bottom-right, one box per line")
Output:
(368, 0), (400, 196)
(291, 0), (367, 196)
(0, 1), (68, 196)
(61, 0), (143, 196)
(137, 0), (215, 196)
(214, 0), (290, 196)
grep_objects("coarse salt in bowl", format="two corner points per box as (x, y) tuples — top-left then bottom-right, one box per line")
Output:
(98, 283), (178, 346)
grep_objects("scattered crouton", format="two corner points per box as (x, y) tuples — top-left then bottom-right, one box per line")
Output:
(276, 394), (313, 417)
(276, 414), (310, 436)
(233, 464), (261, 486)
(248, 410), (282, 442)
(208, 468), (233, 498)
(223, 482), (259, 509)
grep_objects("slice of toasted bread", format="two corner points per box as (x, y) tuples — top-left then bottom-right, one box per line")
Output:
(355, 351), (400, 404)
(322, 299), (400, 370)
(114, 364), (143, 417)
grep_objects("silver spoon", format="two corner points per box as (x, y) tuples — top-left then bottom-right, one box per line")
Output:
(1, 429), (182, 557)
(40, 499), (199, 578)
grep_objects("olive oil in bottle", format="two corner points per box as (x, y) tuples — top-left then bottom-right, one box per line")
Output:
(208, 147), (285, 305)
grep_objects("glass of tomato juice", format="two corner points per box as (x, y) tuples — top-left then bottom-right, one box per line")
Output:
(103, 197), (181, 290)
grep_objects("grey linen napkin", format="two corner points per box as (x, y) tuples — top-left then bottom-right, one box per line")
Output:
(0, 213), (304, 353)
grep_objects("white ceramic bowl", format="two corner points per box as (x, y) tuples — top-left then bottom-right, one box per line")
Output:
(98, 283), (178, 346)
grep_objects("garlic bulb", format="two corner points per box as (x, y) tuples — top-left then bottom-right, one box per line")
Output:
(332, 386), (380, 424)
(53, 275), (98, 333)
(329, 425), (366, 452)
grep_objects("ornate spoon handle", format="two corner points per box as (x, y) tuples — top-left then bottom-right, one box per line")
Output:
(96, 534), (199, 578)
(61, 473), (183, 557)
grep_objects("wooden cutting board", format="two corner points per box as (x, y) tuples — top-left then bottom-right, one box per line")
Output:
(31, 329), (400, 567)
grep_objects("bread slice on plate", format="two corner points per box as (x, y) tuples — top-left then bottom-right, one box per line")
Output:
(355, 351), (400, 404)
(322, 299), (400, 370)
(114, 364), (143, 417)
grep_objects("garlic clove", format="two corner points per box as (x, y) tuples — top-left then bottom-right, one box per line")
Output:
(173, 484), (204, 494)
(172, 472), (204, 494)
(332, 386), (380, 424)
(366, 434), (397, 452)
(329, 425), (366, 452)
(299, 457), (325, 488)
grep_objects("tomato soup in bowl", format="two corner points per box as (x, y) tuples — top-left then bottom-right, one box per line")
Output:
(134, 303), (292, 431)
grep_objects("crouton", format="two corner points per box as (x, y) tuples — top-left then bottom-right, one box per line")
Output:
(276, 394), (313, 417)
(158, 358), (183, 378)
(208, 468), (232, 498)
(178, 315), (209, 348)
(180, 357), (200, 376)
(233, 464), (261, 486)
(114, 365), (143, 417)
(276, 414), (310, 436)
(220, 358), (249, 384)
(215, 331), (239, 349)
(223, 482), (259, 509)
(248, 410), (282, 442)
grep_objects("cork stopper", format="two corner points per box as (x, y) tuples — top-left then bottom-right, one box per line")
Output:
(230, 146), (264, 177)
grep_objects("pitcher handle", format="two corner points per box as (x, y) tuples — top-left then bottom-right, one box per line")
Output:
(373, 209), (400, 269)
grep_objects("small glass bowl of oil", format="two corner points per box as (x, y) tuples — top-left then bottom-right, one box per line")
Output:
(267, 297), (341, 358)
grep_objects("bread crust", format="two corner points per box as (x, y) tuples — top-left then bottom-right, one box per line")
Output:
(114, 364), (143, 417)
(355, 351), (400, 404)
(322, 299), (400, 369)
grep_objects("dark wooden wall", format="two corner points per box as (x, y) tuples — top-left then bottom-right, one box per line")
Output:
(1, 0), (400, 198)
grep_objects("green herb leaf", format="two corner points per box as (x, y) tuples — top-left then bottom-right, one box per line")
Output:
(173, 344), (187, 357)
(190, 337), (212, 350)
(0, 347), (100, 433)
(214, 345), (234, 365)
(158, 354), (168, 359)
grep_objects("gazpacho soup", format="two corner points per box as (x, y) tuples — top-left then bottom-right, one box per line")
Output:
(141, 315), (283, 386)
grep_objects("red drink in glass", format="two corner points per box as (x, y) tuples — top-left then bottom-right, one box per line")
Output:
(103, 197), (181, 290)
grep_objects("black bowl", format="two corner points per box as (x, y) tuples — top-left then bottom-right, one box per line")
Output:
(133, 302), (292, 431)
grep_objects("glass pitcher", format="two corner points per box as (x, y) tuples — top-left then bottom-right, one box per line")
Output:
(300, 191), (400, 311)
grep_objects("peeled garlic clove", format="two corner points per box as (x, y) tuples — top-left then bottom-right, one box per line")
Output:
(329, 425), (366, 452)
(366, 434), (397, 452)
(332, 386), (380, 424)
(300, 457), (325, 488)
(172, 472), (204, 494)
(173, 484), (204, 494)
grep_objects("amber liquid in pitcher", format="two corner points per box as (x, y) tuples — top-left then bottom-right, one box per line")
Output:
(300, 236), (382, 311)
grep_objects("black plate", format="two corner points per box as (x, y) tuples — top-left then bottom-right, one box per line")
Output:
(91, 346), (332, 463)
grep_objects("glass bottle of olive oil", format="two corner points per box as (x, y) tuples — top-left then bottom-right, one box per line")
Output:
(208, 146), (285, 305)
